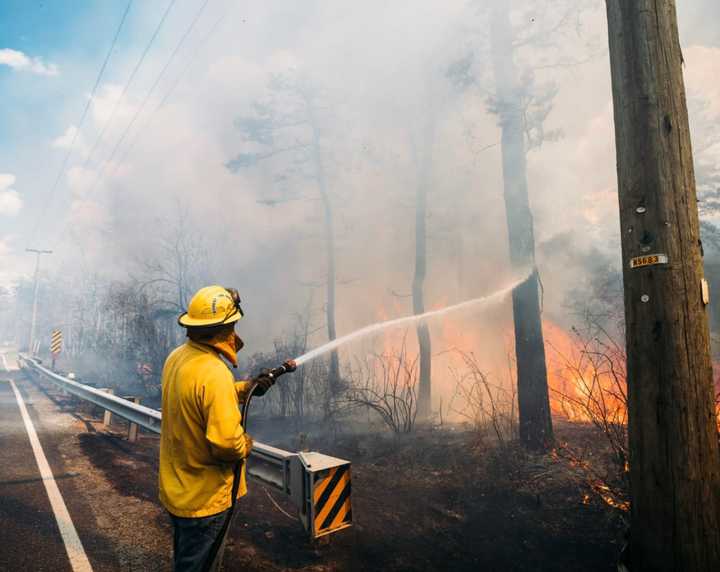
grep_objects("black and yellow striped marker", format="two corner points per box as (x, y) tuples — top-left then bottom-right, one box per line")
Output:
(312, 463), (352, 537)
(50, 330), (63, 355)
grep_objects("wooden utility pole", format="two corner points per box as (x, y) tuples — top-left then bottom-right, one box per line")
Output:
(26, 248), (53, 355)
(490, 3), (553, 451)
(606, 2), (720, 570)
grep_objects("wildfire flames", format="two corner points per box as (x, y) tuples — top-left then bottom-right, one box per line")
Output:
(358, 306), (719, 432)
(359, 312), (720, 514)
(543, 321), (627, 425)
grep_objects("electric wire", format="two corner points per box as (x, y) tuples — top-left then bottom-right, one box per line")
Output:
(39, 0), (179, 259)
(86, 0), (211, 198)
(50, 1), (225, 250)
(48, 0), (178, 252)
(80, 0), (178, 178)
(27, 0), (134, 246)
(110, 10), (226, 177)
(159, 11), (226, 109)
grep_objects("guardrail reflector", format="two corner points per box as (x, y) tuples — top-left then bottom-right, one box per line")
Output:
(50, 329), (63, 355)
(313, 464), (352, 537)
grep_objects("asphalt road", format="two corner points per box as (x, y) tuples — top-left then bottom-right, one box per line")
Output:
(0, 348), (171, 571)
(0, 355), (75, 571)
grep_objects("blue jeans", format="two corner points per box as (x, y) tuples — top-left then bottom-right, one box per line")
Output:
(170, 508), (232, 572)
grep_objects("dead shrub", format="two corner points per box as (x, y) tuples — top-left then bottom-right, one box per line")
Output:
(447, 350), (518, 446)
(548, 322), (629, 512)
(337, 335), (418, 434)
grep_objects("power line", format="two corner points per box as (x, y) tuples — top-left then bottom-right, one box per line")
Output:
(86, 0), (211, 197)
(111, 9), (226, 179)
(28, 0), (134, 244)
(50, 1), (227, 250)
(80, 0), (178, 177)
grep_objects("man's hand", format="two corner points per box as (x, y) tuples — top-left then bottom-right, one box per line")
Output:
(243, 434), (254, 457)
(252, 371), (275, 396)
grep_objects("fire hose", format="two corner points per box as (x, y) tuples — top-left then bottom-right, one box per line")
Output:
(204, 359), (297, 571)
(241, 359), (298, 431)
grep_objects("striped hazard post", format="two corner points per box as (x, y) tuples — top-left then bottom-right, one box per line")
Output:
(311, 462), (352, 537)
(50, 329), (62, 369)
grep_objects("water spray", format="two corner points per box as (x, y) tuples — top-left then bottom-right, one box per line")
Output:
(292, 272), (530, 367)
(242, 271), (530, 424)
(231, 272), (529, 552)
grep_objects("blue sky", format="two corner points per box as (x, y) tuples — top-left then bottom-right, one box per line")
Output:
(1, 2), (133, 250)
(0, 1), (137, 156)
(0, 1), (218, 278)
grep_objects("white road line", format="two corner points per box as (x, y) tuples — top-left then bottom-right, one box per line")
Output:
(9, 380), (94, 572)
(1, 353), (9, 372)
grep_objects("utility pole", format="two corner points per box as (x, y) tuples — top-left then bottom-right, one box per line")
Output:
(26, 248), (52, 355)
(606, 2), (720, 570)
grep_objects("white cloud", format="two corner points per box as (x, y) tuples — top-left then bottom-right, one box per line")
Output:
(52, 125), (78, 148)
(0, 235), (26, 289)
(684, 46), (720, 186)
(0, 173), (23, 216)
(66, 165), (100, 198)
(0, 48), (59, 76)
(91, 84), (135, 125)
(0, 173), (16, 190)
(52, 125), (88, 156)
(0, 189), (22, 216)
(685, 46), (720, 118)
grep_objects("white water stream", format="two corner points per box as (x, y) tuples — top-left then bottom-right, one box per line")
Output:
(292, 271), (531, 366)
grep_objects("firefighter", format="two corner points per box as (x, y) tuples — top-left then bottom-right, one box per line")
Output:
(159, 285), (274, 572)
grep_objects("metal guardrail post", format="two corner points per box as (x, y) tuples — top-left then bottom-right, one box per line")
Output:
(101, 388), (114, 428)
(128, 397), (140, 443)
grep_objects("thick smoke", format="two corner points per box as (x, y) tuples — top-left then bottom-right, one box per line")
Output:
(3, 0), (720, 407)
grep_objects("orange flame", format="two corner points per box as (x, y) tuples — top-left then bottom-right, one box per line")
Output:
(543, 321), (627, 424)
(357, 306), (720, 429)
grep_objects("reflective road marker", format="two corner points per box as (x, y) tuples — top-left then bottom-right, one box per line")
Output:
(9, 380), (93, 572)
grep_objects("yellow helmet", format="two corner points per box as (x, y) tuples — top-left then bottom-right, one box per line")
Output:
(178, 285), (244, 328)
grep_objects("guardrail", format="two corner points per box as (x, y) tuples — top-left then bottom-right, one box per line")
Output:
(18, 354), (352, 538)
(19, 354), (162, 432)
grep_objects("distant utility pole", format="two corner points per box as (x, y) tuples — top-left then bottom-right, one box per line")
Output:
(26, 248), (52, 355)
(606, 1), (720, 570)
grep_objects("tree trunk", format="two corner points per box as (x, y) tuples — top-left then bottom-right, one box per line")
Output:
(307, 104), (341, 395)
(490, 4), (553, 451)
(414, 140), (432, 420)
(606, 2), (720, 570)
(320, 191), (340, 393)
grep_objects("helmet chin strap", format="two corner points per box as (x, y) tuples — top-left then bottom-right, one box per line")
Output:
(222, 287), (244, 322)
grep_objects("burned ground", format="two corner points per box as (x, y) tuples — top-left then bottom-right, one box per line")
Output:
(77, 414), (624, 571)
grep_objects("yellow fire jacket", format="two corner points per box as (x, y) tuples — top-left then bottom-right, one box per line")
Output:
(159, 340), (252, 517)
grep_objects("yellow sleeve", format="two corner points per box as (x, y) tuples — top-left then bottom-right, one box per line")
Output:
(234, 380), (253, 403)
(201, 368), (250, 462)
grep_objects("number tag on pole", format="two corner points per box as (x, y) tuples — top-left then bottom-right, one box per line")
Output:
(629, 253), (669, 269)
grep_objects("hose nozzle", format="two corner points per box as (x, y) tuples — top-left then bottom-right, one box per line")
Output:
(268, 359), (298, 379)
